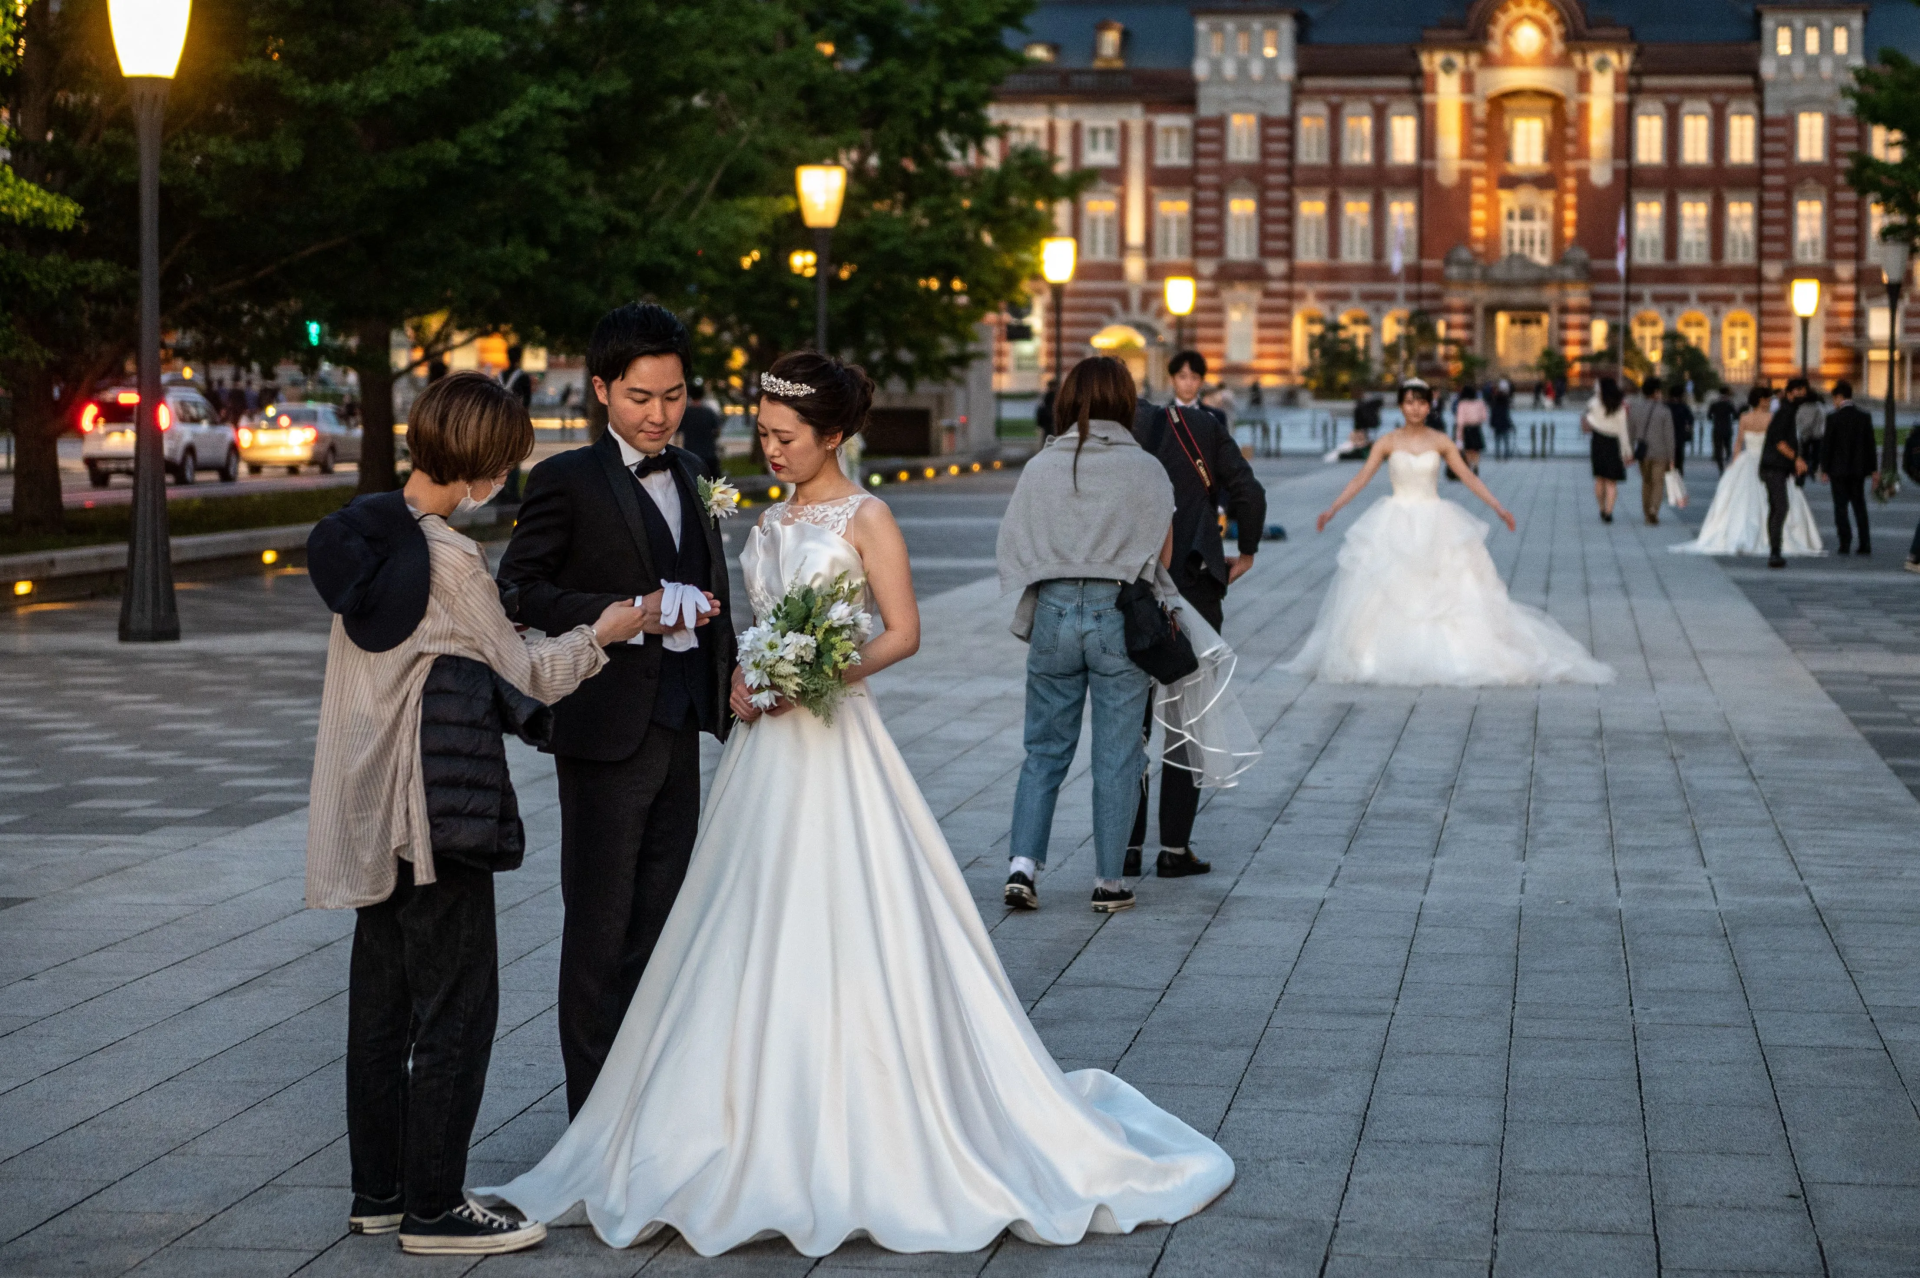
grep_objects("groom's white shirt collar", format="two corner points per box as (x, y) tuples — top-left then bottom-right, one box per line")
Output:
(611, 430), (682, 551)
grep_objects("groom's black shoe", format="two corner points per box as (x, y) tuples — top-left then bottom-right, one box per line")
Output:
(348, 1193), (404, 1235)
(1769, 555), (1787, 569)
(398, 1200), (546, 1256)
(1091, 885), (1136, 913)
(1156, 848), (1212, 878)
(1004, 872), (1038, 910)
(1123, 846), (1143, 878)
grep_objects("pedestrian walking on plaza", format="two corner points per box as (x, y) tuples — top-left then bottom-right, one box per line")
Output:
(304, 372), (647, 1256)
(1708, 386), (1739, 472)
(1036, 377), (1058, 435)
(1453, 385), (1488, 473)
(1626, 375), (1676, 526)
(1822, 379), (1877, 555)
(676, 376), (723, 479)
(1126, 349), (1267, 880)
(1000, 356), (1176, 915)
(1796, 385), (1825, 488)
(1761, 377), (1812, 568)
(1666, 383), (1694, 476)
(1489, 380), (1515, 462)
(1583, 376), (1629, 524)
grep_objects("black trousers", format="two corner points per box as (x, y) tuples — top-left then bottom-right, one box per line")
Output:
(1713, 426), (1734, 472)
(1831, 475), (1871, 551)
(554, 720), (703, 1117)
(347, 859), (497, 1220)
(1765, 471), (1793, 558)
(1130, 576), (1225, 854)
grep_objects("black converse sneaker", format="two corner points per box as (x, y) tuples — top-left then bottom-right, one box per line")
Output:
(397, 1199), (546, 1256)
(1091, 885), (1136, 913)
(348, 1192), (404, 1235)
(1004, 871), (1038, 910)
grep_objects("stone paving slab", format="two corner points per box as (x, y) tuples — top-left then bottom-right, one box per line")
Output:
(3, 458), (1920, 1276)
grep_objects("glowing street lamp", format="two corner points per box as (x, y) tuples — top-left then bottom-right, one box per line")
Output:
(110, 0), (193, 643)
(1041, 236), (1076, 397)
(795, 164), (847, 351)
(1163, 275), (1196, 353)
(1791, 278), (1821, 381)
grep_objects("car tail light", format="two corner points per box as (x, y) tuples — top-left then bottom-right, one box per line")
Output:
(80, 404), (100, 433)
(238, 428), (253, 446)
(157, 404), (171, 431)
(299, 427), (318, 443)
(278, 414), (291, 427)
(116, 391), (140, 405)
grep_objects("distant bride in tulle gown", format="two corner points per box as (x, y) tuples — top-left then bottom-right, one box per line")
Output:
(480, 353), (1233, 1257)
(1669, 388), (1823, 557)
(1285, 380), (1614, 687)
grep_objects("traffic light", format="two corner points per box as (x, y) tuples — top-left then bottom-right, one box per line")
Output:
(305, 320), (323, 347)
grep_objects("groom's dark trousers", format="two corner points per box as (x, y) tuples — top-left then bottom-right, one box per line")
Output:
(499, 434), (734, 1118)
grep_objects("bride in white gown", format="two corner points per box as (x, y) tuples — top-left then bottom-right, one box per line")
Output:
(1285, 380), (1614, 687)
(481, 354), (1233, 1256)
(1670, 396), (1823, 556)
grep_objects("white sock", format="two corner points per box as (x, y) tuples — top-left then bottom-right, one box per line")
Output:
(1096, 877), (1125, 892)
(1009, 856), (1038, 880)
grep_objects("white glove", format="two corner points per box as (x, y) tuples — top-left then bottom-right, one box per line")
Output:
(629, 581), (714, 651)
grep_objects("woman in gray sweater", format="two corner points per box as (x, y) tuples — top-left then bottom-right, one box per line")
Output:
(996, 357), (1175, 913)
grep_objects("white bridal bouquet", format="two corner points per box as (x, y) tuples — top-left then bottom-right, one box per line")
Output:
(738, 574), (872, 723)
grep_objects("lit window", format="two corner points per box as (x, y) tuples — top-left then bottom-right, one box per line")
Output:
(1263, 28), (1279, 57)
(1635, 111), (1665, 165)
(1633, 198), (1664, 262)
(1225, 298), (1256, 363)
(1236, 29), (1250, 56)
(1795, 197), (1824, 261)
(1872, 125), (1905, 162)
(1094, 22), (1125, 67)
(1509, 116), (1545, 167)
(1227, 197), (1259, 260)
(1678, 200), (1710, 263)
(1296, 199), (1328, 260)
(1835, 25), (1850, 56)
(1156, 123), (1191, 166)
(1504, 198), (1551, 265)
(1023, 42), (1056, 62)
(1343, 111), (1373, 165)
(1805, 25), (1820, 56)
(1727, 112), (1756, 164)
(1341, 197), (1372, 262)
(1777, 25), (1793, 56)
(1871, 201), (1888, 249)
(1633, 312), (1664, 363)
(1082, 124), (1119, 166)
(1723, 313), (1756, 376)
(1228, 113), (1260, 162)
(1590, 318), (1610, 354)
(1725, 200), (1756, 263)
(1082, 198), (1119, 259)
(1209, 29), (1224, 57)
(1154, 199), (1191, 259)
(1389, 114), (1418, 165)
(1797, 111), (1825, 162)
(1297, 112), (1329, 164)
(1681, 113), (1710, 164)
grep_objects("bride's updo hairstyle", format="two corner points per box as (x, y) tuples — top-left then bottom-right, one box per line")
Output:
(758, 351), (875, 446)
(1397, 379), (1434, 408)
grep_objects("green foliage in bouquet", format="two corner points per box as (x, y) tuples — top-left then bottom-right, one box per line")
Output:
(740, 573), (872, 725)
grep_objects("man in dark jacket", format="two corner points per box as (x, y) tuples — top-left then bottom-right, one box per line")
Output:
(1127, 349), (1266, 879)
(676, 377), (723, 478)
(1761, 378), (1812, 568)
(1666, 385), (1694, 476)
(1821, 379), (1878, 555)
(1707, 387), (1739, 473)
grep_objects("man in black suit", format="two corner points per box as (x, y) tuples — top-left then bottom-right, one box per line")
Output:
(1127, 349), (1266, 879)
(1822, 379), (1878, 555)
(1707, 387), (1739, 473)
(1761, 378), (1812, 569)
(497, 303), (737, 1116)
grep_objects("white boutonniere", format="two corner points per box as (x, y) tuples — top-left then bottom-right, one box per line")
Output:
(697, 476), (741, 521)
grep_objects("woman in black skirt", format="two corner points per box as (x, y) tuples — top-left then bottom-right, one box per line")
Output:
(1583, 376), (1629, 523)
(1453, 385), (1488, 473)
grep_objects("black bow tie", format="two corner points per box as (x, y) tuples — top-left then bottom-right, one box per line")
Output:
(633, 454), (674, 478)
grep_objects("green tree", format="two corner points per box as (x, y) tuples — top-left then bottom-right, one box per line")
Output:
(1303, 322), (1373, 397)
(1660, 331), (1720, 397)
(1848, 49), (1920, 254)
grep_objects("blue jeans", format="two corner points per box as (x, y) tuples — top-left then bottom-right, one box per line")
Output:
(1009, 580), (1153, 880)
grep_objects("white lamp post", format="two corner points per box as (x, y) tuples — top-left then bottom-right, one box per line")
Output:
(1163, 275), (1196, 354)
(1041, 236), (1076, 395)
(795, 164), (847, 352)
(109, 0), (191, 643)
(1791, 278), (1821, 383)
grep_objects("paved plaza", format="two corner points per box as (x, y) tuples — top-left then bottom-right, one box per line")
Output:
(4, 456), (1920, 1276)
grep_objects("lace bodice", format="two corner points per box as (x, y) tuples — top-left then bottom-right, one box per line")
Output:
(1388, 449), (1443, 502)
(742, 493), (871, 621)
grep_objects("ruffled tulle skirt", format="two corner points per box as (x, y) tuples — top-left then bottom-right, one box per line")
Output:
(1669, 447), (1824, 557)
(1285, 495), (1614, 687)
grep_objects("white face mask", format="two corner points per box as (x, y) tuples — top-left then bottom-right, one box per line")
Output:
(454, 480), (500, 516)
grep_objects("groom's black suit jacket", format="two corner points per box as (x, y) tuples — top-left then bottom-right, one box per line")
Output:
(498, 434), (736, 760)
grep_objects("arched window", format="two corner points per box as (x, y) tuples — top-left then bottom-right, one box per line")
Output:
(1722, 312), (1756, 383)
(1294, 309), (1326, 373)
(1677, 311), (1711, 352)
(1632, 310), (1665, 364)
(1341, 309), (1373, 355)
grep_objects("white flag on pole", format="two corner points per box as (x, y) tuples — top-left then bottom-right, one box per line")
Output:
(1391, 215), (1405, 276)
(1615, 206), (1627, 277)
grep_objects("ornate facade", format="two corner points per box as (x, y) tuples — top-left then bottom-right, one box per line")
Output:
(988, 0), (1920, 397)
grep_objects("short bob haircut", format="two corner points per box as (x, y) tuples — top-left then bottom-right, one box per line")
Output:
(405, 372), (534, 485)
(1397, 379), (1434, 406)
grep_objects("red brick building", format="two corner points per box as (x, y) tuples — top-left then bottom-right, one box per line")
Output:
(988, 0), (1920, 398)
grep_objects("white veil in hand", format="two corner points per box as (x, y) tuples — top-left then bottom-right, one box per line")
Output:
(1154, 596), (1261, 788)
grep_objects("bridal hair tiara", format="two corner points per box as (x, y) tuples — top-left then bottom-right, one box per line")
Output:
(761, 374), (814, 398)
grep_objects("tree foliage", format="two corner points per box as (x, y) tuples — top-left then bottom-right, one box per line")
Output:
(1849, 50), (1920, 252)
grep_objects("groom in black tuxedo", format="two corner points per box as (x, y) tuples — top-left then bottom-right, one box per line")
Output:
(498, 303), (737, 1116)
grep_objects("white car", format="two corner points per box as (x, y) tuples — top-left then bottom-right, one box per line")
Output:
(238, 403), (361, 474)
(79, 386), (239, 486)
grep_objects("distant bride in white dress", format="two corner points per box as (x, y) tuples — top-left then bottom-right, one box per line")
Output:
(480, 353), (1233, 1256)
(1285, 380), (1614, 687)
(1670, 389), (1823, 557)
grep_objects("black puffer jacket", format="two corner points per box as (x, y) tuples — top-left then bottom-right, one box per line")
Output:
(419, 654), (552, 873)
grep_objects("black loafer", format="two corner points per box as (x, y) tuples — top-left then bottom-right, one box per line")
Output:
(1122, 846), (1142, 878)
(1091, 886), (1136, 913)
(1004, 871), (1037, 910)
(349, 1192), (404, 1235)
(1156, 848), (1212, 878)
(1769, 555), (1787, 569)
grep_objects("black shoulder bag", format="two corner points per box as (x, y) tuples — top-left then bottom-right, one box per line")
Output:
(1117, 569), (1199, 685)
